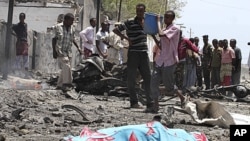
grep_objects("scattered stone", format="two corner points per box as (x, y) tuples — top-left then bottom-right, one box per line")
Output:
(51, 112), (62, 117)
(180, 119), (186, 124)
(43, 117), (54, 123)
(11, 108), (25, 120)
(48, 107), (59, 112)
(0, 135), (5, 141)
(55, 129), (61, 133)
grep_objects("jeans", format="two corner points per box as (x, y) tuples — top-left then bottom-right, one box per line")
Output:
(151, 63), (176, 99)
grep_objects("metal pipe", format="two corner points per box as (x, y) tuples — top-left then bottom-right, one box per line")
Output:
(2, 0), (14, 80)
(117, 0), (122, 22)
(96, 0), (100, 33)
(32, 31), (37, 69)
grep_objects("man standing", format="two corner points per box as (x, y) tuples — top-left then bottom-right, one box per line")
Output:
(96, 21), (109, 58)
(53, 13), (81, 91)
(201, 35), (213, 90)
(194, 37), (203, 88)
(151, 10), (181, 112)
(113, 3), (154, 111)
(106, 22), (128, 65)
(220, 39), (235, 86)
(12, 13), (29, 78)
(79, 18), (96, 59)
(230, 39), (242, 85)
(175, 31), (199, 91)
(211, 39), (222, 88)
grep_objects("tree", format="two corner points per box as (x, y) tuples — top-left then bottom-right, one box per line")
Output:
(101, 0), (187, 21)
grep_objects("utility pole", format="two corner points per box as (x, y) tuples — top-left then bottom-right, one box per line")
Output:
(165, 0), (168, 11)
(2, 0), (14, 80)
(117, 0), (122, 22)
(116, 0), (118, 19)
(96, 0), (101, 33)
(187, 28), (193, 38)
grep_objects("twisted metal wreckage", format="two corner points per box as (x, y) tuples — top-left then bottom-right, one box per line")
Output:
(47, 56), (250, 99)
(47, 56), (146, 98)
(44, 56), (250, 128)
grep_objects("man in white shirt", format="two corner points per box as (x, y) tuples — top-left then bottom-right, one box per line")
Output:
(79, 18), (96, 59)
(96, 21), (109, 58)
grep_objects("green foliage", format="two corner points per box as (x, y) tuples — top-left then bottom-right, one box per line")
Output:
(101, 0), (186, 21)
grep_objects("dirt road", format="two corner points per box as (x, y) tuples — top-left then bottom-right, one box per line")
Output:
(0, 64), (250, 141)
(0, 86), (249, 141)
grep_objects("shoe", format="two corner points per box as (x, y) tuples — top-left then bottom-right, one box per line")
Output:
(55, 86), (62, 90)
(144, 107), (158, 114)
(130, 103), (143, 109)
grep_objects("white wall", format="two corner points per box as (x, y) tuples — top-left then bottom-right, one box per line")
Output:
(0, 6), (74, 32)
(0, 0), (97, 73)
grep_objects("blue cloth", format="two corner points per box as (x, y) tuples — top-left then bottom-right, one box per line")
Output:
(64, 121), (208, 141)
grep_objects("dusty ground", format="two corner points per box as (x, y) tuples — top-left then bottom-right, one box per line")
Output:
(0, 68), (250, 141)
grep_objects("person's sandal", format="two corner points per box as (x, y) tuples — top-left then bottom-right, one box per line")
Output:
(144, 107), (158, 114)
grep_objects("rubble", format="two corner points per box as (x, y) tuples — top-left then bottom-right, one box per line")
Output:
(0, 59), (249, 140)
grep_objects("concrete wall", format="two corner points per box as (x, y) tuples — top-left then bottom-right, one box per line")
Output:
(0, 6), (74, 32)
(0, 0), (97, 73)
(82, 0), (97, 29)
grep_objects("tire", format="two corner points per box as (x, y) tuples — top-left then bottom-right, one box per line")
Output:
(233, 86), (248, 98)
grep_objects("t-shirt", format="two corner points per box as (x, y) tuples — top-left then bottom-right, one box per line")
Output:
(211, 47), (222, 67)
(221, 47), (235, 64)
(79, 26), (95, 52)
(12, 22), (28, 41)
(117, 17), (148, 52)
(96, 30), (109, 55)
(178, 38), (199, 61)
(233, 47), (242, 71)
(54, 23), (75, 57)
(202, 43), (213, 66)
(155, 24), (180, 67)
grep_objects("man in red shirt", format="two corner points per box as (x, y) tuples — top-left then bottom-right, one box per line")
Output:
(175, 31), (199, 90)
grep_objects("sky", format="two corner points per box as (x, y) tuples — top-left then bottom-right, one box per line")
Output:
(175, 0), (250, 64)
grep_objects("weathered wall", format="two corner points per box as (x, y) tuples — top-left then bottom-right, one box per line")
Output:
(0, 8), (74, 32)
(0, 22), (7, 71)
(0, 0), (97, 73)
(82, 0), (97, 29)
(0, 22), (35, 73)
(34, 32), (59, 73)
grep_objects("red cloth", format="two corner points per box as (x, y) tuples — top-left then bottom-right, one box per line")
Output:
(221, 76), (231, 86)
(83, 47), (93, 59)
(16, 40), (28, 56)
(178, 38), (199, 60)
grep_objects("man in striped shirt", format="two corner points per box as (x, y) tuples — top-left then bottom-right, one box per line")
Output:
(113, 3), (154, 112)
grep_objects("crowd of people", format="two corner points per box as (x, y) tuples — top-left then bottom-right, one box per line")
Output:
(11, 3), (242, 114)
